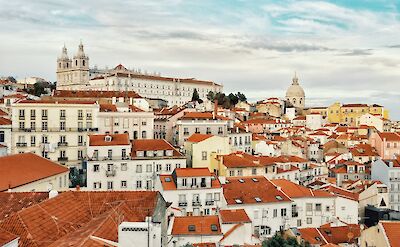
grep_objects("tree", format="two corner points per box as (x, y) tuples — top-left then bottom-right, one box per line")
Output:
(33, 82), (46, 96)
(236, 91), (247, 102)
(262, 234), (303, 247)
(228, 93), (239, 106)
(207, 91), (215, 101)
(191, 88), (200, 102)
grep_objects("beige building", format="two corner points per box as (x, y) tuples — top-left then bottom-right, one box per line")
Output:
(184, 133), (231, 169)
(0, 153), (69, 192)
(285, 73), (305, 110)
(360, 221), (400, 247)
(11, 99), (99, 167)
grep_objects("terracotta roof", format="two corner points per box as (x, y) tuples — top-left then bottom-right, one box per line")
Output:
(186, 133), (214, 143)
(89, 133), (130, 146)
(342, 104), (368, 107)
(0, 191), (159, 247)
(319, 223), (360, 244)
(298, 228), (326, 245)
(193, 243), (216, 247)
(319, 185), (359, 201)
(131, 139), (183, 157)
(381, 221), (400, 247)
(99, 104), (117, 112)
(272, 179), (334, 198)
(171, 216), (222, 236)
(378, 132), (400, 141)
(180, 111), (229, 120)
(0, 117), (11, 125)
(129, 105), (144, 112)
(293, 116), (306, 120)
(0, 153), (69, 192)
(53, 90), (141, 99)
(276, 165), (299, 174)
(174, 168), (211, 177)
(18, 99), (97, 104)
(219, 209), (251, 224)
(241, 119), (287, 125)
(349, 143), (378, 157)
(0, 192), (48, 220)
(223, 176), (291, 205)
(0, 109), (8, 116)
(0, 228), (18, 246)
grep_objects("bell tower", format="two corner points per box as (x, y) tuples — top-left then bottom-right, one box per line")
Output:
(56, 44), (73, 88)
(72, 41), (89, 85)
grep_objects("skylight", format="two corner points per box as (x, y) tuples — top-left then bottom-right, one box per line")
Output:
(255, 197), (262, 202)
(164, 177), (171, 182)
(211, 224), (218, 231)
(275, 195), (283, 201)
(252, 178), (259, 182)
(235, 199), (243, 204)
(239, 179), (244, 183)
(188, 225), (196, 232)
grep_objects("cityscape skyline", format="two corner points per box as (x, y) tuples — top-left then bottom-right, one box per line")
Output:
(0, 0), (399, 119)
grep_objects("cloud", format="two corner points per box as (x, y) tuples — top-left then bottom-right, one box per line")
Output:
(339, 49), (374, 56)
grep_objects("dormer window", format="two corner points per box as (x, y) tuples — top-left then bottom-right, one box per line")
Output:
(105, 135), (112, 142)
(211, 224), (218, 232)
(235, 199), (242, 204)
(146, 151), (154, 157)
(136, 151), (144, 157)
(166, 150), (173, 156)
(188, 225), (196, 232)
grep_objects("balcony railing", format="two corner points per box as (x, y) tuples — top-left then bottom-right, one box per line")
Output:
(42, 116), (48, 120)
(16, 142), (27, 147)
(205, 200), (214, 206)
(19, 116), (25, 120)
(106, 170), (116, 177)
(57, 142), (68, 147)
(58, 157), (68, 161)
(178, 201), (188, 207)
(60, 116), (66, 120)
(192, 200), (201, 206)
(13, 127), (98, 132)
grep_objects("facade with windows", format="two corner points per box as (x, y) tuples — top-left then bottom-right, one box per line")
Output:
(157, 168), (224, 216)
(0, 116), (11, 155)
(228, 128), (252, 154)
(10, 100), (99, 167)
(87, 138), (186, 191)
(97, 103), (154, 140)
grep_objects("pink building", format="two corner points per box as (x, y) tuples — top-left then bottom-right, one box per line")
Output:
(370, 132), (400, 159)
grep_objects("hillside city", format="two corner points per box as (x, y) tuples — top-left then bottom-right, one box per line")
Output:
(0, 42), (400, 247)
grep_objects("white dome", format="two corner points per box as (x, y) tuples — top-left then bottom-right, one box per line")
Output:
(286, 75), (305, 98)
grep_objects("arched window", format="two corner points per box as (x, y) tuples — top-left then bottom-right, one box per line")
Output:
(293, 98), (296, 104)
(75, 60), (78, 66)
(83, 60), (85, 66)
(142, 131), (147, 139)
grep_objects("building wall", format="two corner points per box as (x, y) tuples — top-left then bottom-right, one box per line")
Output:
(11, 102), (99, 167)
(7, 171), (69, 192)
(360, 223), (389, 247)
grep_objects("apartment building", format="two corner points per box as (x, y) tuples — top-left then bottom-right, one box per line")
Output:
(11, 99), (99, 167)
(157, 168), (224, 217)
(370, 132), (400, 159)
(174, 112), (230, 147)
(97, 103), (154, 139)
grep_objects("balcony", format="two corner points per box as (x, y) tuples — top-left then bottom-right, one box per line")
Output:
(205, 200), (214, 206)
(178, 201), (188, 207)
(58, 157), (68, 161)
(57, 142), (68, 147)
(19, 116), (25, 120)
(16, 142), (27, 147)
(42, 116), (48, 120)
(192, 200), (201, 206)
(60, 116), (66, 120)
(78, 116), (83, 120)
(106, 169), (116, 177)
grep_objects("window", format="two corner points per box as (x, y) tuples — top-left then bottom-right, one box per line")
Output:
(273, 209), (277, 218)
(195, 127), (200, 133)
(281, 208), (287, 217)
(42, 109), (48, 119)
(122, 149), (126, 158)
(146, 164), (152, 172)
(107, 181), (113, 190)
(108, 149), (112, 159)
(146, 180), (152, 190)
(182, 178), (187, 186)
(156, 164), (162, 172)
(121, 163), (127, 171)
(19, 121), (25, 130)
(252, 168), (257, 175)
(19, 109), (25, 118)
(184, 128), (189, 135)
(229, 170), (234, 176)
(254, 210), (259, 219)
(78, 135), (83, 145)
(60, 109), (66, 118)
(214, 192), (220, 201)
(93, 182), (102, 189)
(30, 109), (36, 120)
(78, 110), (83, 119)
(218, 127), (223, 134)
(202, 151), (207, 160)
(306, 203), (313, 212)
(0, 131), (4, 142)
(315, 203), (322, 212)
(136, 164), (142, 173)
(42, 121), (48, 131)
(30, 136), (36, 146)
(121, 181), (127, 188)
(93, 164), (99, 172)
(166, 164), (171, 171)
(78, 150), (83, 159)
(30, 121), (35, 130)
(307, 217), (312, 224)
(136, 180), (142, 189)
(142, 131), (147, 138)
(141, 121), (147, 126)
(297, 219), (302, 227)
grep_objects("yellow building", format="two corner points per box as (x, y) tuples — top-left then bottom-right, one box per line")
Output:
(184, 134), (231, 170)
(327, 102), (388, 126)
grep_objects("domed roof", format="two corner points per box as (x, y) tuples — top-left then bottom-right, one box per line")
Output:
(286, 74), (305, 98)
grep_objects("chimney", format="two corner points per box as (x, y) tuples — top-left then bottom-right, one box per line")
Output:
(213, 99), (218, 120)
(76, 185), (81, 191)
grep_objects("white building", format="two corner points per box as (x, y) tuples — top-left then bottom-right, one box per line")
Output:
(222, 176), (293, 240)
(359, 113), (390, 132)
(306, 113), (324, 130)
(11, 99), (99, 167)
(0, 153), (69, 192)
(87, 137), (186, 191)
(371, 158), (400, 211)
(228, 127), (252, 153)
(0, 117), (11, 155)
(97, 103), (154, 139)
(118, 220), (162, 247)
(157, 168), (224, 216)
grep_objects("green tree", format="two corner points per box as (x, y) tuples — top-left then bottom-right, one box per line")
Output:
(206, 91), (215, 101)
(228, 93), (239, 106)
(191, 88), (200, 102)
(262, 234), (303, 247)
(33, 82), (45, 96)
(236, 91), (247, 102)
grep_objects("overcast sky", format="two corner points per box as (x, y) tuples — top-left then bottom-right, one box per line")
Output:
(0, 0), (399, 119)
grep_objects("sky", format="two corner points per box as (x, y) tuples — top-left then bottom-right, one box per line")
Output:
(0, 0), (399, 119)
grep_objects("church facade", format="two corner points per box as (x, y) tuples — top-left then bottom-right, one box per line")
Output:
(56, 43), (223, 106)
(285, 73), (305, 110)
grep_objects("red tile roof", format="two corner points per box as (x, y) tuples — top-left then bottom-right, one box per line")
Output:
(180, 112), (229, 120)
(0, 192), (48, 220)
(272, 179), (334, 198)
(174, 167), (211, 177)
(342, 104), (368, 108)
(0, 153), (69, 192)
(319, 185), (359, 201)
(219, 209), (251, 224)
(131, 139), (183, 157)
(89, 133), (130, 146)
(0, 191), (159, 247)
(381, 221), (400, 247)
(53, 90), (141, 99)
(0, 109), (8, 116)
(171, 216), (222, 236)
(0, 228), (18, 246)
(99, 104), (117, 112)
(0, 117), (11, 125)
(319, 223), (360, 244)
(187, 133), (214, 143)
(18, 99), (97, 104)
(378, 132), (400, 141)
(298, 227), (326, 245)
(223, 176), (291, 205)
